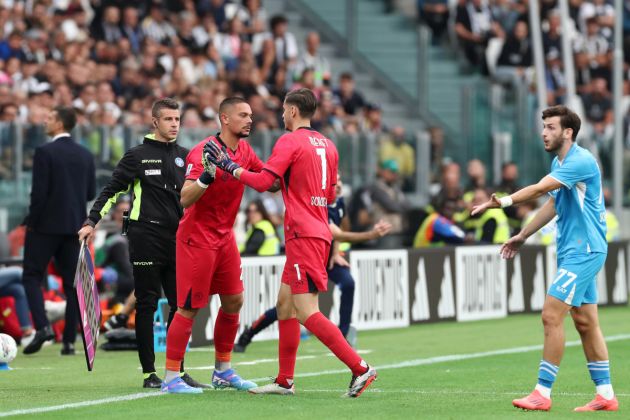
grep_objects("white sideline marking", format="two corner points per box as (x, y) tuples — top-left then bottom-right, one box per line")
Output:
(186, 350), (372, 370)
(3, 335), (629, 417)
(0, 393), (162, 418)
(250, 333), (630, 382)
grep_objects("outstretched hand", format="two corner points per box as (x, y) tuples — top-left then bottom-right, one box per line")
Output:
(203, 141), (240, 176)
(471, 193), (501, 216)
(372, 219), (392, 238)
(499, 234), (525, 259)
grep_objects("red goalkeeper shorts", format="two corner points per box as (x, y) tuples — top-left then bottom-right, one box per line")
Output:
(176, 239), (244, 309)
(281, 237), (331, 294)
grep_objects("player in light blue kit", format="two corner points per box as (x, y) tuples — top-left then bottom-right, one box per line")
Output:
(472, 105), (617, 412)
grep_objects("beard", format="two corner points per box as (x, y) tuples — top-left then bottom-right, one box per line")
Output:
(544, 135), (563, 153)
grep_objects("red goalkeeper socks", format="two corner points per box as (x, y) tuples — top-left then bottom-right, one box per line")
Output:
(214, 308), (239, 369)
(165, 313), (193, 377)
(304, 312), (366, 376)
(276, 318), (300, 387)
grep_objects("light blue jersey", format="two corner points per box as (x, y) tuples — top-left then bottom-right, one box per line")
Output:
(546, 144), (607, 306)
(548, 143), (607, 259)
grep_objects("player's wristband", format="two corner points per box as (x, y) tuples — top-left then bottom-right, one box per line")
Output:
(197, 171), (214, 188)
(499, 196), (513, 208)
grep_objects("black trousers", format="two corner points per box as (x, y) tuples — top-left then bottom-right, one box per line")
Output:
(22, 230), (80, 343)
(127, 222), (177, 374)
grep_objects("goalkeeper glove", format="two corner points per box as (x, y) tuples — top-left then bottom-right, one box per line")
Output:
(204, 141), (240, 177)
(198, 148), (216, 187)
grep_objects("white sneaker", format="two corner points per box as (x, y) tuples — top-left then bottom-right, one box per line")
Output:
(248, 381), (295, 395)
(346, 365), (377, 398)
(20, 332), (36, 348)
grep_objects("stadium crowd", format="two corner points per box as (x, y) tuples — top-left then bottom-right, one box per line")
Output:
(418, 0), (630, 171)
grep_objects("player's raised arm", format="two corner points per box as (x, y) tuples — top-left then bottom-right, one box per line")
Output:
(471, 175), (563, 216)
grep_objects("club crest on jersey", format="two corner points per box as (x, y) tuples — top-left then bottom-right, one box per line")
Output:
(175, 157), (185, 167)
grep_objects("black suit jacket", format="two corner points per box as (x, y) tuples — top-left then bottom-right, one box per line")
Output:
(26, 135), (96, 235)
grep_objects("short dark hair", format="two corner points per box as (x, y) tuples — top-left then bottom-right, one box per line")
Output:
(152, 98), (179, 119)
(219, 97), (248, 115)
(339, 72), (353, 81)
(270, 15), (287, 30)
(284, 88), (317, 119)
(53, 106), (77, 131)
(541, 105), (581, 141)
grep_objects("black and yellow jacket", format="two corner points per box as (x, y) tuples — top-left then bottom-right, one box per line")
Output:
(85, 134), (189, 231)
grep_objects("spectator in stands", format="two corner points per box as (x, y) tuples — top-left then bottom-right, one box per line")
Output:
(413, 198), (466, 247)
(417, 0), (450, 44)
(237, 0), (268, 39)
(0, 266), (35, 345)
(239, 199), (281, 256)
(574, 16), (611, 87)
(432, 161), (464, 209)
(121, 6), (144, 55)
(362, 103), (385, 136)
(490, 0), (524, 34)
(463, 158), (487, 203)
(428, 126), (444, 183)
(0, 31), (25, 61)
(495, 20), (532, 86)
(214, 16), (246, 71)
(379, 126), (416, 191)
(578, 0), (614, 40)
(141, 2), (177, 45)
(454, 0), (504, 74)
(469, 187), (510, 244)
(366, 159), (410, 234)
(333, 72), (366, 116)
(92, 5), (123, 44)
(0, 103), (18, 179)
(581, 77), (613, 164)
(294, 31), (331, 87)
(253, 14), (298, 74)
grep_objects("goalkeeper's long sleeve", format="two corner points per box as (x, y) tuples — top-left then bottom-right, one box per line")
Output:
(239, 169), (277, 192)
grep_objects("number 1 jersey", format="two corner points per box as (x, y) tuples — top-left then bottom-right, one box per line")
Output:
(263, 127), (338, 243)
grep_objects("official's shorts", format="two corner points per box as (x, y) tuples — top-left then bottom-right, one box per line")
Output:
(176, 239), (243, 309)
(547, 252), (606, 307)
(282, 237), (331, 294)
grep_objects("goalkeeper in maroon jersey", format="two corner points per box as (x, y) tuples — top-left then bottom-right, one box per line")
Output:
(205, 88), (377, 398)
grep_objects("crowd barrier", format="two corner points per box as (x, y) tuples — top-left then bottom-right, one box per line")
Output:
(190, 242), (629, 347)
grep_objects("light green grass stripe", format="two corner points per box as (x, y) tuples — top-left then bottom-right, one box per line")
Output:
(0, 393), (162, 418)
(250, 333), (630, 382)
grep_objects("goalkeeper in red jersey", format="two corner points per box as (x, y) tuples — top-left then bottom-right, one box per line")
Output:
(161, 97), (269, 394)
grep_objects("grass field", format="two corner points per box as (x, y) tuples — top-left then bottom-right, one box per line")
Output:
(1, 306), (629, 419)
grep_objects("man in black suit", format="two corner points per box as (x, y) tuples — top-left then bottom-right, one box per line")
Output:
(22, 106), (96, 355)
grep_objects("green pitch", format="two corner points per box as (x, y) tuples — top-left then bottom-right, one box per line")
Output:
(1, 306), (629, 419)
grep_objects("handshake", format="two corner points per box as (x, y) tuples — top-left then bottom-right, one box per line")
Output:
(202, 141), (241, 178)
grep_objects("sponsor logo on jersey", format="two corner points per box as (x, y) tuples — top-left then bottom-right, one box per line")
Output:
(145, 169), (161, 176)
(133, 261), (153, 266)
(175, 157), (185, 167)
(185, 163), (193, 176)
(141, 159), (162, 164)
(311, 196), (327, 207)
